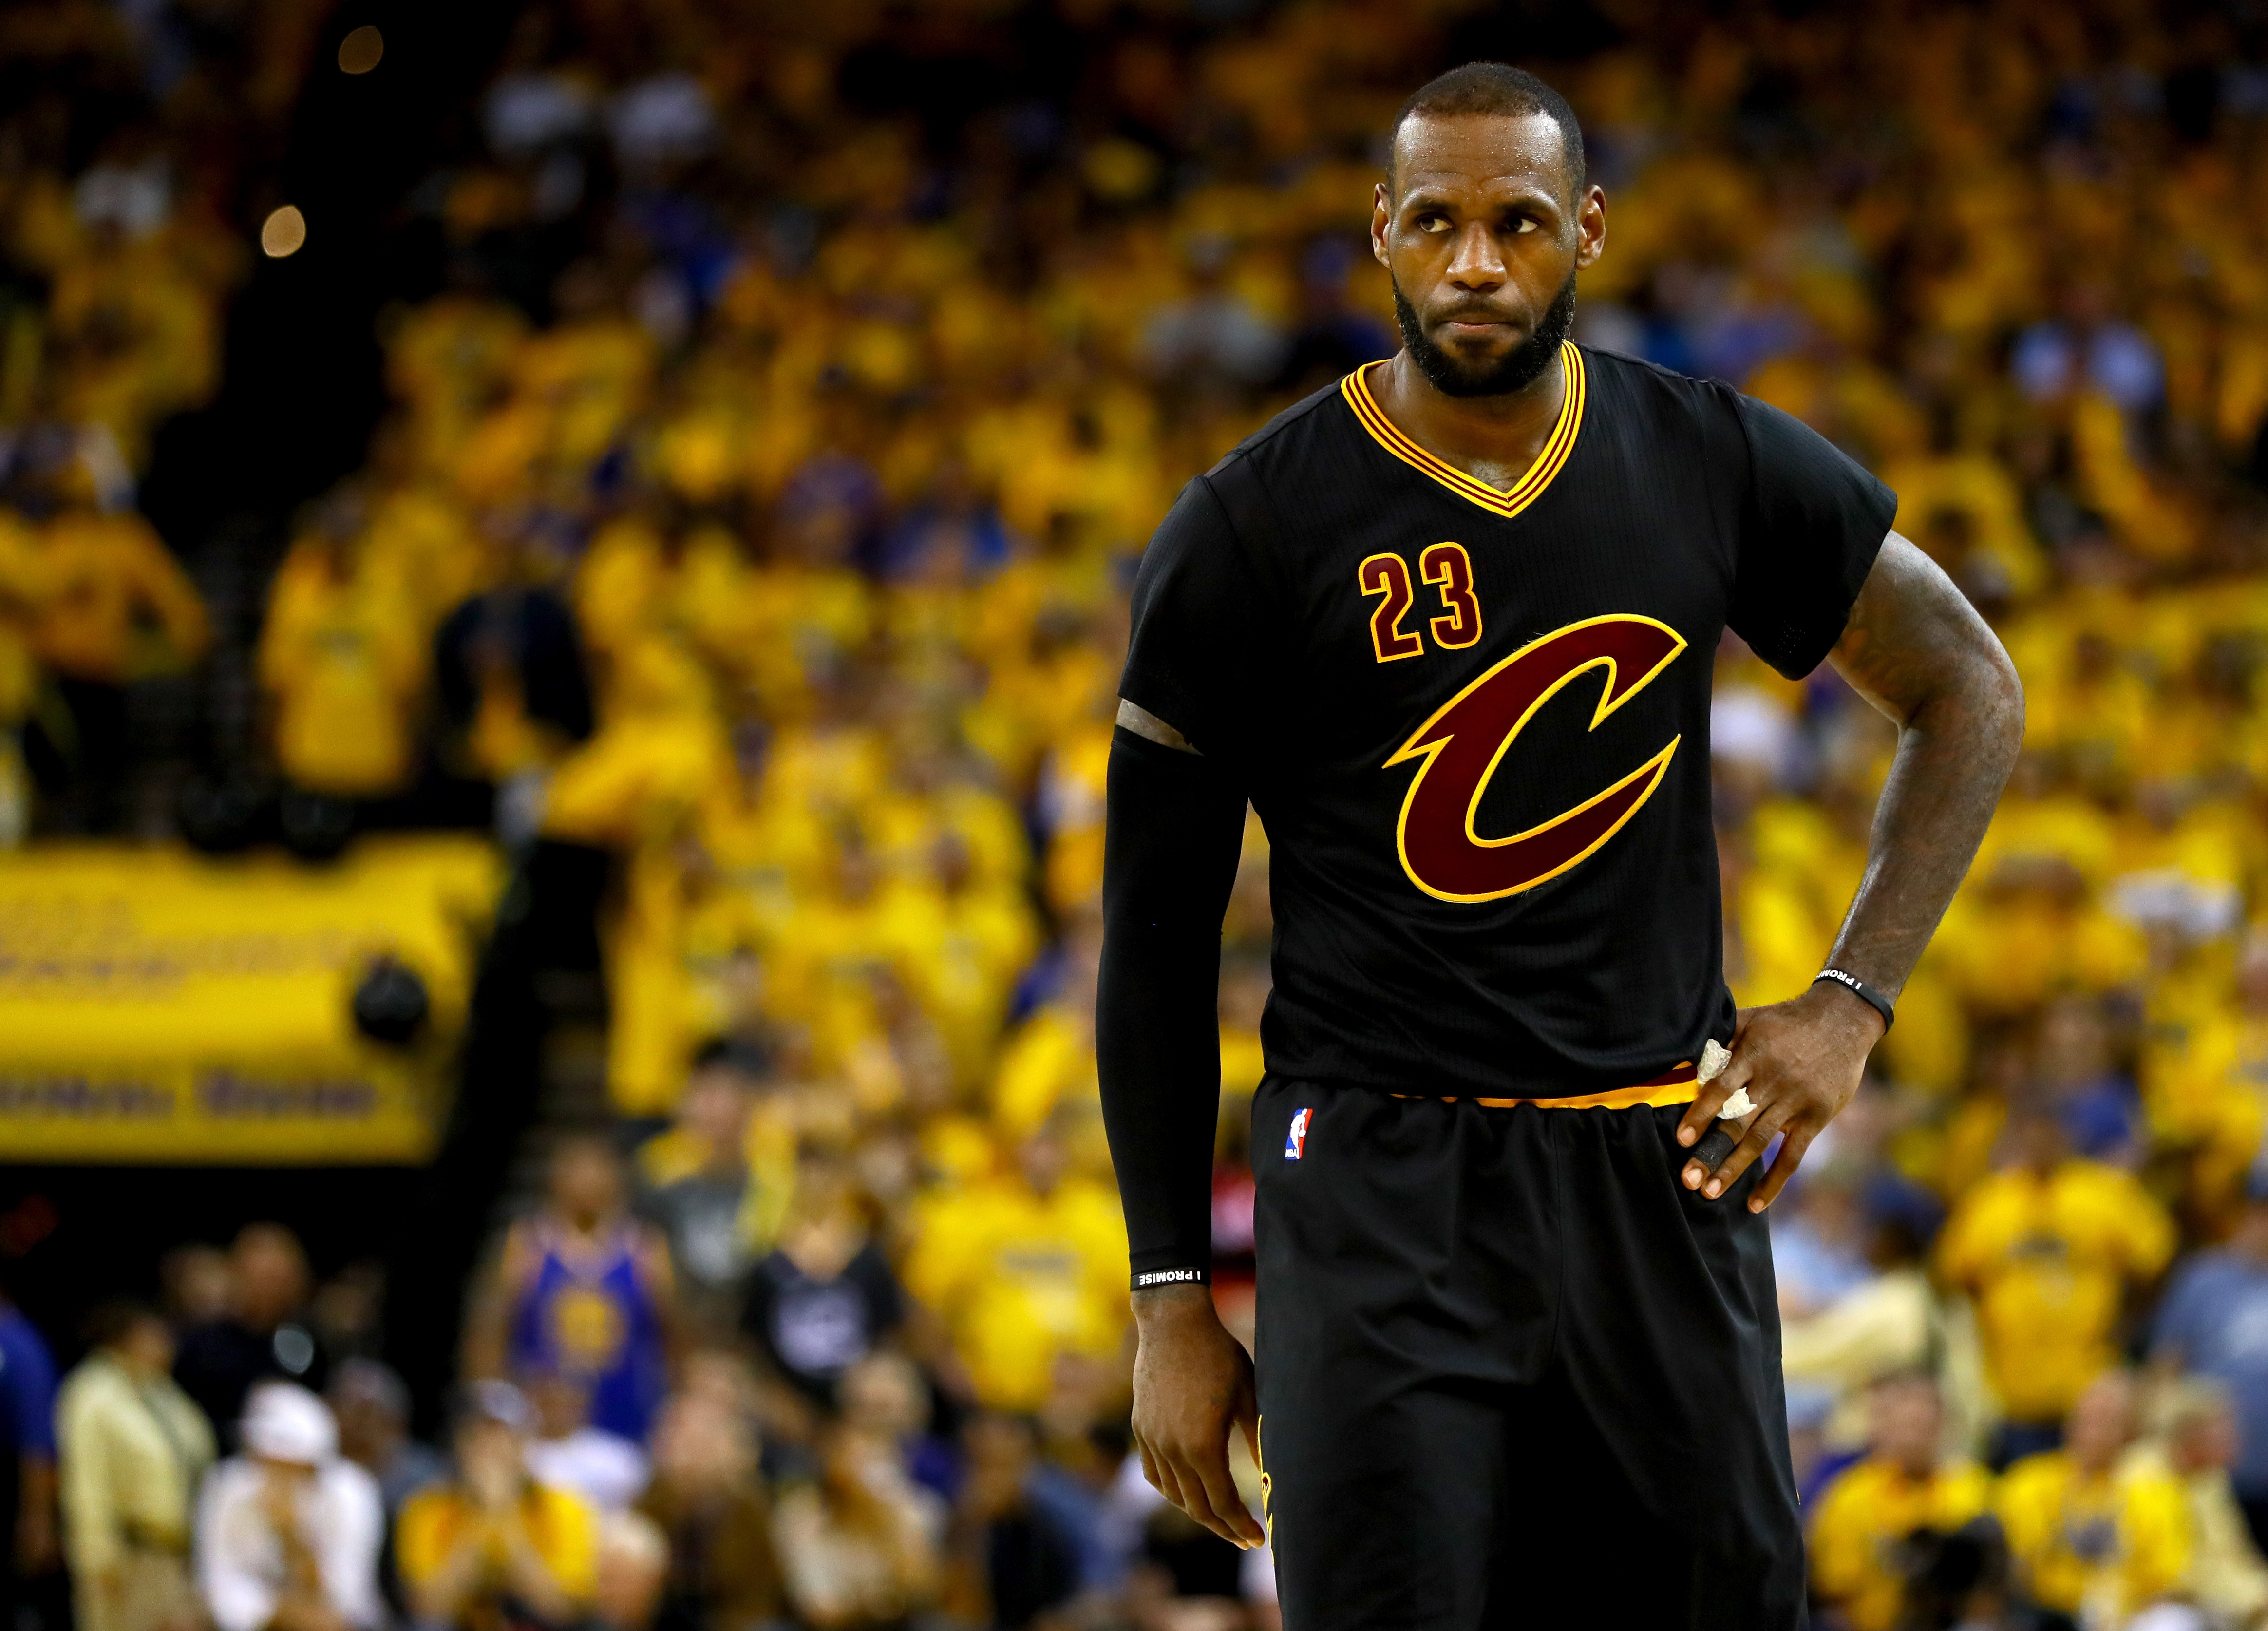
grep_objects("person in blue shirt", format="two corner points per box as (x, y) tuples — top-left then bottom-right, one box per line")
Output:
(464, 1132), (682, 1444)
(2152, 1172), (2268, 1552)
(0, 1286), (59, 1631)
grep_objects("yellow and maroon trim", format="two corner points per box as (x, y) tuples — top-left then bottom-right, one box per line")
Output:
(1340, 342), (1587, 520)
(1392, 1056), (1698, 1111)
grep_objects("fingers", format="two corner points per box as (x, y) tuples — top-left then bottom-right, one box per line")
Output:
(1134, 1429), (1164, 1497)
(1685, 1122), (1739, 1174)
(1681, 1116), (1746, 1193)
(1696, 1100), (1792, 1200)
(1135, 1423), (1206, 1529)
(1157, 1467), (1212, 1539)
(1676, 1049), (1754, 1148)
(1155, 1440), (1260, 1547)
(1750, 1120), (1819, 1213)
(1154, 1460), (1197, 1522)
(1135, 1417), (1263, 1547)
(1190, 1442), (1267, 1549)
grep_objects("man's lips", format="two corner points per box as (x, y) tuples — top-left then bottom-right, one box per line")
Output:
(1437, 316), (1520, 342)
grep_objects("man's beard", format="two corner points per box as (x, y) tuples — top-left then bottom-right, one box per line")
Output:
(1392, 269), (1579, 398)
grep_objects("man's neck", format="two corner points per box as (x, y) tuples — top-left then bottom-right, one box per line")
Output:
(1370, 347), (1568, 494)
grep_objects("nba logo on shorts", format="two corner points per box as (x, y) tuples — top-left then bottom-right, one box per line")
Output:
(1285, 1107), (1311, 1160)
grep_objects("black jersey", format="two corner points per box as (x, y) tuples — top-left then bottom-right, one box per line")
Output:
(1119, 343), (1894, 1099)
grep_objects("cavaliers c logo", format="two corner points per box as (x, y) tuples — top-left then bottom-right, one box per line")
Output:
(1385, 614), (1686, 903)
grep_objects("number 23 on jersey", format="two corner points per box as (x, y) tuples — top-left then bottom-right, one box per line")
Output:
(1359, 543), (1482, 663)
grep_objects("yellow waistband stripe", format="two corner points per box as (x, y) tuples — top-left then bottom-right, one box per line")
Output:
(1391, 1058), (1697, 1110)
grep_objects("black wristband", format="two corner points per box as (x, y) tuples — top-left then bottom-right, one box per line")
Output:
(1132, 1267), (1211, 1291)
(1814, 967), (1894, 1032)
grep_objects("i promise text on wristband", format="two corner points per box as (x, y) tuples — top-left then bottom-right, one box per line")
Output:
(1814, 967), (1895, 1033)
(1133, 1266), (1210, 1291)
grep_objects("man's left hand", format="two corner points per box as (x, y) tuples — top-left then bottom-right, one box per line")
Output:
(1674, 984), (1885, 1211)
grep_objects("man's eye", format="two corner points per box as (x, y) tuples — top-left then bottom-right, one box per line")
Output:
(1417, 215), (1451, 233)
(1511, 218), (1538, 234)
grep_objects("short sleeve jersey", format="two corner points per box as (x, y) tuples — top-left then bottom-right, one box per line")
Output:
(1120, 344), (1893, 1098)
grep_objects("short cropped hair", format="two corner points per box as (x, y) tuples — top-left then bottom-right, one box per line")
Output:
(1389, 62), (1586, 202)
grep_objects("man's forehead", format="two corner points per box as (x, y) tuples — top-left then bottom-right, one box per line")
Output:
(1391, 111), (1570, 199)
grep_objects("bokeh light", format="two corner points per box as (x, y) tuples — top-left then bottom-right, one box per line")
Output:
(260, 204), (306, 258)
(337, 25), (382, 75)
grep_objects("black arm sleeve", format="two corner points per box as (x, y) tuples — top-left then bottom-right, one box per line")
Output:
(1096, 726), (1247, 1287)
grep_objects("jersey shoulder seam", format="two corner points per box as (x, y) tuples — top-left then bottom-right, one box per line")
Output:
(1203, 378), (1349, 475)
(1576, 342), (1740, 404)
(1581, 345), (1753, 568)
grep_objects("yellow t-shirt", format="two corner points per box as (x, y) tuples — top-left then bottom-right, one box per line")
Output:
(1996, 1451), (2189, 1620)
(991, 1007), (1098, 1141)
(902, 1176), (1128, 1411)
(1935, 1163), (2175, 1423)
(1809, 1459), (1995, 1631)
(32, 510), (208, 683)
(395, 1482), (599, 1629)
(259, 544), (426, 796)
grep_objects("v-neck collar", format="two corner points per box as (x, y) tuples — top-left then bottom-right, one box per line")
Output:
(1340, 342), (1587, 521)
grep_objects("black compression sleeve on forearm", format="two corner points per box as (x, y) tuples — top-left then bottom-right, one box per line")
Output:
(1097, 725), (1248, 1287)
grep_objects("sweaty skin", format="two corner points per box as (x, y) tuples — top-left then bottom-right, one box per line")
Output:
(1123, 108), (2023, 1550)
(1672, 531), (2022, 1206)
(1366, 111), (1606, 489)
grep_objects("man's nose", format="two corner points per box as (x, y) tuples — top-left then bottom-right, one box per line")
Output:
(1444, 222), (1507, 290)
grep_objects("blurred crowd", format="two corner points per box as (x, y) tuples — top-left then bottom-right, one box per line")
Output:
(0, 0), (331, 836)
(16, 0), (2268, 1627)
(0, 1159), (1247, 1631)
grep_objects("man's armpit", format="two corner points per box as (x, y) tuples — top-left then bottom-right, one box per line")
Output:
(1117, 698), (1201, 754)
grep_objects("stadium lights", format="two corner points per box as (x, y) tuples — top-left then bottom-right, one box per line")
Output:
(338, 25), (383, 74)
(261, 205), (307, 258)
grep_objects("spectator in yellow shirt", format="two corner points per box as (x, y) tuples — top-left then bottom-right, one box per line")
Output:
(28, 506), (208, 687)
(13, 444), (206, 831)
(258, 502), (427, 800)
(1997, 1370), (2190, 1625)
(1810, 1373), (1996, 1631)
(395, 1382), (598, 1631)
(1936, 1106), (2175, 1464)
(991, 917), (1100, 1142)
(900, 1116), (1128, 1413)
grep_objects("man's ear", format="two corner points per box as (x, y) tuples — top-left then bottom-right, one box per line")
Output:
(1574, 184), (1607, 270)
(1371, 180), (1393, 268)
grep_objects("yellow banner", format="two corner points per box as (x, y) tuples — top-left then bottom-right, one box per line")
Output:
(0, 836), (501, 1164)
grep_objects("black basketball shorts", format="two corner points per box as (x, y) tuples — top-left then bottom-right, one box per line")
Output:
(1251, 1076), (1805, 1631)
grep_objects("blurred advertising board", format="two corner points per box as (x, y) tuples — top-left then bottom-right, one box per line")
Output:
(0, 836), (500, 1163)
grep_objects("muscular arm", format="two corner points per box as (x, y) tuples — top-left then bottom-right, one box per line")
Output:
(1098, 700), (1265, 1549)
(1816, 536), (2026, 1001)
(1678, 533), (2022, 1208)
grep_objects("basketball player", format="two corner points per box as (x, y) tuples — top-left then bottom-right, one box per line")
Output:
(1096, 62), (2023, 1629)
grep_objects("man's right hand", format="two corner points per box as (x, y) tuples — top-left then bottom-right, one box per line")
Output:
(1129, 1284), (1266, 1550)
